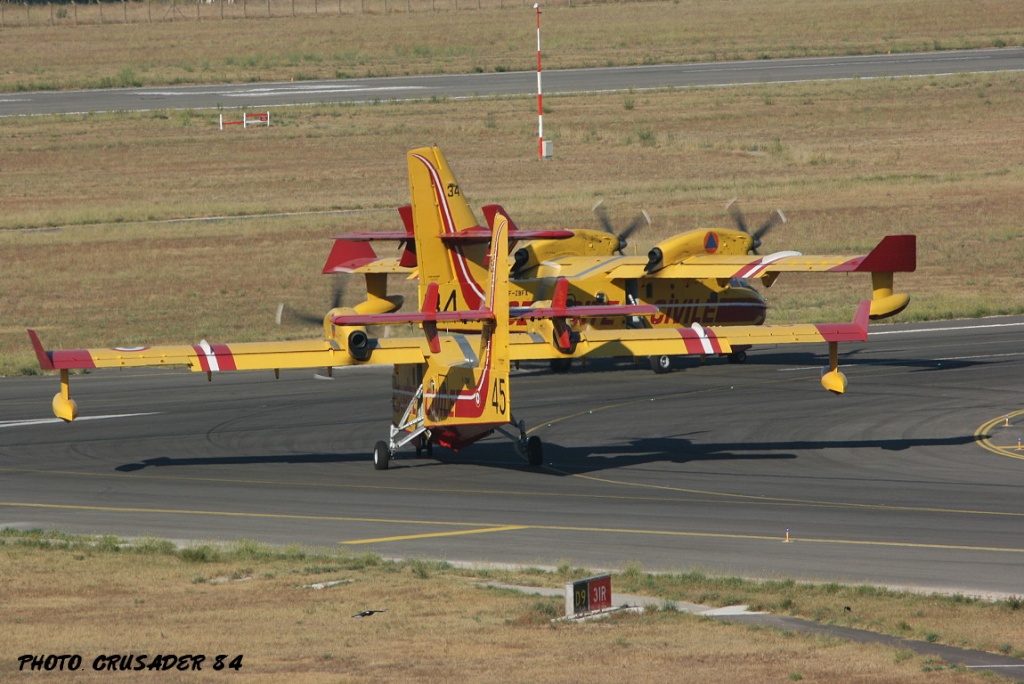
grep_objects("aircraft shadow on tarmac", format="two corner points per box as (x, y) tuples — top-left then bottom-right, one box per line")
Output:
(756, 349), (983, 372)
(516, 349), (984, 377)
(114, 432), (979, 476)
(115, 452), (370, 472)
(525, 433), (980, 476)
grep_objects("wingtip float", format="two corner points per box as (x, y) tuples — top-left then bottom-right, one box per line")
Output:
(28, 329), (77, 422)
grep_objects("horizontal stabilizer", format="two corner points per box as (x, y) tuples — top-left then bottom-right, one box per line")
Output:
(322, 240), (380, 273)
(331, 308), (494, 327)
(437, 227), (496, 243)
(482, 204), (575, 240)
(324, 208), (418, 272)
(329, 232), (411, 242)
(512, 278), (658, 320)
(440, 228), (575, 242)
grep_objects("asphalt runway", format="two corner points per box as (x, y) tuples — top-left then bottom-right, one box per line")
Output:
(2, 48), (1022, 117)
(3, 316), (1024, 596)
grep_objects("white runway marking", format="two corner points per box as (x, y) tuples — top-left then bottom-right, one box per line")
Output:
(0, 413), (158, 429)
(777, 319), (1024, 372)
(870, 321), (1024, 336)
(142, 85), (425, 98)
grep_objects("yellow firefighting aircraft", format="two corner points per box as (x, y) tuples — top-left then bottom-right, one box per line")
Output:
(29, 205), (870, 470)
(323, 146), (915, 372)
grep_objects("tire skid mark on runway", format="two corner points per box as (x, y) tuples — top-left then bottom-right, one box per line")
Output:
(532, 358), (938, 436)
(974, 410), (1024, 461)
(4, 501), (1024, 555)
(533, 393), (1024, 520)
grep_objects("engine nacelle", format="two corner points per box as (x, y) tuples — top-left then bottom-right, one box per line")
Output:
(512, 230), (622, 275)
(347, 329), (372, 362)
(324, 307), (373, 361)
(646, 229), (753, 273)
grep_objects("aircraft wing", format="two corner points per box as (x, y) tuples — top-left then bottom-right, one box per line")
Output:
(508, 300), (870, 362)
(28, 330), (427, 373)
(604, 235), (916, 280)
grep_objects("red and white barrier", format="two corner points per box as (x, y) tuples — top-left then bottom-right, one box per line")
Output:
(219, 111), (270, 130)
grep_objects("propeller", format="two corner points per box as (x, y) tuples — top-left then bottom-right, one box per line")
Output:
(726, 199), (786, 254)
(276, 275), (346, 326)
(593, 200), (651, 255)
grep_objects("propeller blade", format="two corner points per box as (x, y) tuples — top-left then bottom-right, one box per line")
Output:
(277, 275), (346, 326)
(754, 209), (786, 241)
(592, 199), (615, 235)
(592, 200), (650, 254)
(330, 275), (345, 309)
(276, 305), (326, 326)
(726, 200), (785, 254)
(726, 198), (748, 235)
(619, 210), (651, 243)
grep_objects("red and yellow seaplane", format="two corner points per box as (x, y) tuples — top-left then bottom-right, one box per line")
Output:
(323, 146), (914, 372)
(30, 147), (884, 469)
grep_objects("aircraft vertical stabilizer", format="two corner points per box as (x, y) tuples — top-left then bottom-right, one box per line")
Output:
(407, 145), (490, 311)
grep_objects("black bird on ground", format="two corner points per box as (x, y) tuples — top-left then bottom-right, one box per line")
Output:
(352, 610), (387, 618)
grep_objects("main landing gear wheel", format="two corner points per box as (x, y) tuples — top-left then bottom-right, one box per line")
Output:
(373, 441), (391, 471)
(649, 355), (672, 374)
(728, 351), (747, 364)
(525, 435), (543, 467)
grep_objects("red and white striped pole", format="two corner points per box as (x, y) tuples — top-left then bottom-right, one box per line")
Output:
(534, 2), (545, 160)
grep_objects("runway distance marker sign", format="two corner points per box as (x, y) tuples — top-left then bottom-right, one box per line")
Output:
(566, 574), (612, 617)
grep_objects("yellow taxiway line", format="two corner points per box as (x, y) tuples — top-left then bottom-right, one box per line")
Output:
(975, 410), (1024, 461)
(2, 500), (1022, 555)
(341, 525), (528, 545)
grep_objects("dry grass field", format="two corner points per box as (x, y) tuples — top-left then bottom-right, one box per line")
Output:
(0, 0), (1021, 92)
(2, 532), (1021, 683)
(2, 71), (1024, 374)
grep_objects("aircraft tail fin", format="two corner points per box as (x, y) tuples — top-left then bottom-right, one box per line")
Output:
(484, 207), (510, 381)
(331, 207), (510, 367)
(333, 208), (512, 446)
(407, 146), (490, 310)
